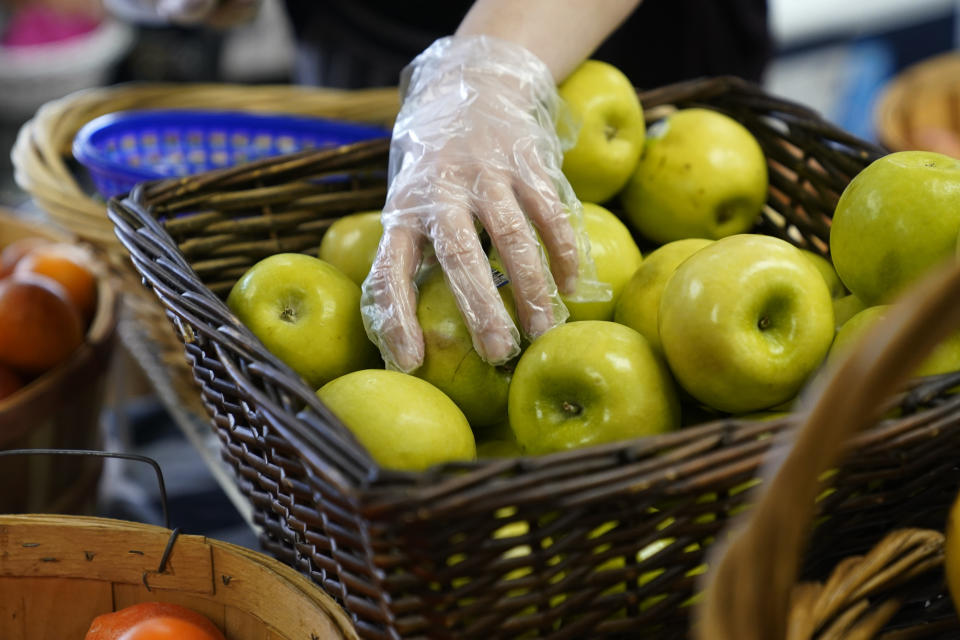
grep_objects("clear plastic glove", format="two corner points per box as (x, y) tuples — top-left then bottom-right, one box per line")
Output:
(103, 0), (259, 27)
(362, 35), (610, 373)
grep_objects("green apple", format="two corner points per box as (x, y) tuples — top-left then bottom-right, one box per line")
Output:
(508, 320), (680, 455)
(802, 250), (846, 298)
(830, 151), (960, 305)
(829, 305), (960, 377)
(613, 238), (714, 354)
(558, 60), (646, 203)
(621, 108), (768, 244)
(561, 202), (642, 321)
(318, 210), (382, 287)
(476, 418), (523, 458)
(659, 234), (835, 413)
(414, 265), (518, 429)
(317, 369), (475, 471)
(227, 253), (380, 389)
(832, 293), (866, 330)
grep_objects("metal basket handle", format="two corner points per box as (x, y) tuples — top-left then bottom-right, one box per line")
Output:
(697, 257), (960, 640)
(0, 448), (170, 529)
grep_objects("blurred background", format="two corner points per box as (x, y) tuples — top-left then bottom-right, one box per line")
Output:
(0, 0), (957, 550)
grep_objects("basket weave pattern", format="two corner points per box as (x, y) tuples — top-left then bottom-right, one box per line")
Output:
(108, 77), (960, 639)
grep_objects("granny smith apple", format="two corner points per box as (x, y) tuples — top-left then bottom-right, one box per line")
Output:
(414, 265), (519, 429)
(831, 151), (960, 305)
(829, 305), (960, 376)
(802, 250), (846, 298)
(621, 108), (768, 243)
(318, 210), (382, 287)
(659, 234), (835, 413)
(317, 369), (475, 471)
(508, 320), (680, 455)
(832, 293), (866, 330)
(227, 253), (380, 389)
(613, 238), (713, 354)
(558, 60), (645, 203)
(561, 202), (642, 321)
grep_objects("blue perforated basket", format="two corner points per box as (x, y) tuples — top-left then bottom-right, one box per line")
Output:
(73, 109), (391, 198)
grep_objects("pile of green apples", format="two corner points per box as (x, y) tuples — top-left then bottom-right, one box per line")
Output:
(226, 60), (960, 472)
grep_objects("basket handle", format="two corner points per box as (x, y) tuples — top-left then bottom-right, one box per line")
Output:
(0, 449), (170, 529)
(696, 257), (960, 640)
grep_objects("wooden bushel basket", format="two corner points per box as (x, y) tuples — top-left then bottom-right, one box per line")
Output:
(0, 210), (119, 515)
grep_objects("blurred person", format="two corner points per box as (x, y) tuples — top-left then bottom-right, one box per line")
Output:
(105, 0), (772, 372)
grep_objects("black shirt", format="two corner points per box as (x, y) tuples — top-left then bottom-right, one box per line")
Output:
(284, 0), (771, 90)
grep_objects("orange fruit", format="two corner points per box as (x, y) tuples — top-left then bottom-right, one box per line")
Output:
(0, 274), (84, 375)
(85, 603), (225, 640)
(14, 243), (98, 323)
(0, 237), (50, 279)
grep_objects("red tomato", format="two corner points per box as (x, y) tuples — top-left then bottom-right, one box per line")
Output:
(85, 603), (226, 640)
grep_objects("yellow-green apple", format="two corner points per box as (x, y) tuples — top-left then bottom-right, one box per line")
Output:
(414, 265), (519, 429)
(558, 60), (646, 203)
(613, 238), (713, 354)
(621, 108), (768, 243)
(830, 151), (960, 305)
(802, 250), (846, 298)
(829, 305), (960, 376)
(832, 293), (866, 330)
(659, 235), (835, 413)
(508, 320), (679, 455)
(476, 418), (522, 458)
(227, 253), (380, 389)
(561, 202), (642, 321)
(317, 369), (475, 471)
(318, 210), (382, 287)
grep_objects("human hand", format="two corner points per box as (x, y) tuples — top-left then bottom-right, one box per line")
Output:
(362, 35), (609, 373)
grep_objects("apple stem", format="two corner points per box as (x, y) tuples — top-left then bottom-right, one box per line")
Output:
(562, 400), (583, 416)
(758, 315), (771, 331)
(604, 124), (618, 142)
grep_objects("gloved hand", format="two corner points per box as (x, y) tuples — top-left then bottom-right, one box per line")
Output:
(362, 35), (609, 373)
(103, 0), (259, 27)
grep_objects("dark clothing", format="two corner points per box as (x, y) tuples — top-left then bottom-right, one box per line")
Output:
(283, 0), (771, 90)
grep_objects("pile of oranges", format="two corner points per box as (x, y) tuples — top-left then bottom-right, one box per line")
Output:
(0, 236), (98, 402)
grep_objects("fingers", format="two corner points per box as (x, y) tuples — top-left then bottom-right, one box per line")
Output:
(474, 177), (558, 340)
(513, 156), (580, 297)
(361, 222), (424, 373)
(427, 201), (521, 365)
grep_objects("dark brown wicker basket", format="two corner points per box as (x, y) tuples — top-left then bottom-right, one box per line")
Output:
(107, 76), (960, 639)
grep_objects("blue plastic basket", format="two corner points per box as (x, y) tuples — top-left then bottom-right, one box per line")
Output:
(72, 109), (391, 198)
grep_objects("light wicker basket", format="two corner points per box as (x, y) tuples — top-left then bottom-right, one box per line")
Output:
(874, 52), (960, 154)
(10, 82), (399, 427)
(0, 513), (357, 639)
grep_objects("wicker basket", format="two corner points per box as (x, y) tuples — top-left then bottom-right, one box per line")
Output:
(0, 210), (119, 515)
(107, 76), (960, 638)
(0, 513), (357, 639)
(874, 52), (960, 153)
(10, 82), (400, 425)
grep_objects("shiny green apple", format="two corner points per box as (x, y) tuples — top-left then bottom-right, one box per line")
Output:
(227, 253), (380, 389)
(831, 151), (960, 305)
(414, 265), (518, 430)
(802, 250), (846, 298)
(558, 60), (646, 203)
(561, 202), (642, 321)
(659, 235), (835, 413)
(829, 305), (960, 377)
(621, 108), (768, 243)
(613, 238), (713, 354)
(317, 369), (475, 471)
(508, 320), (680, 455)
(832, 293), (866, 330)
(318, 210), (382, 287)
